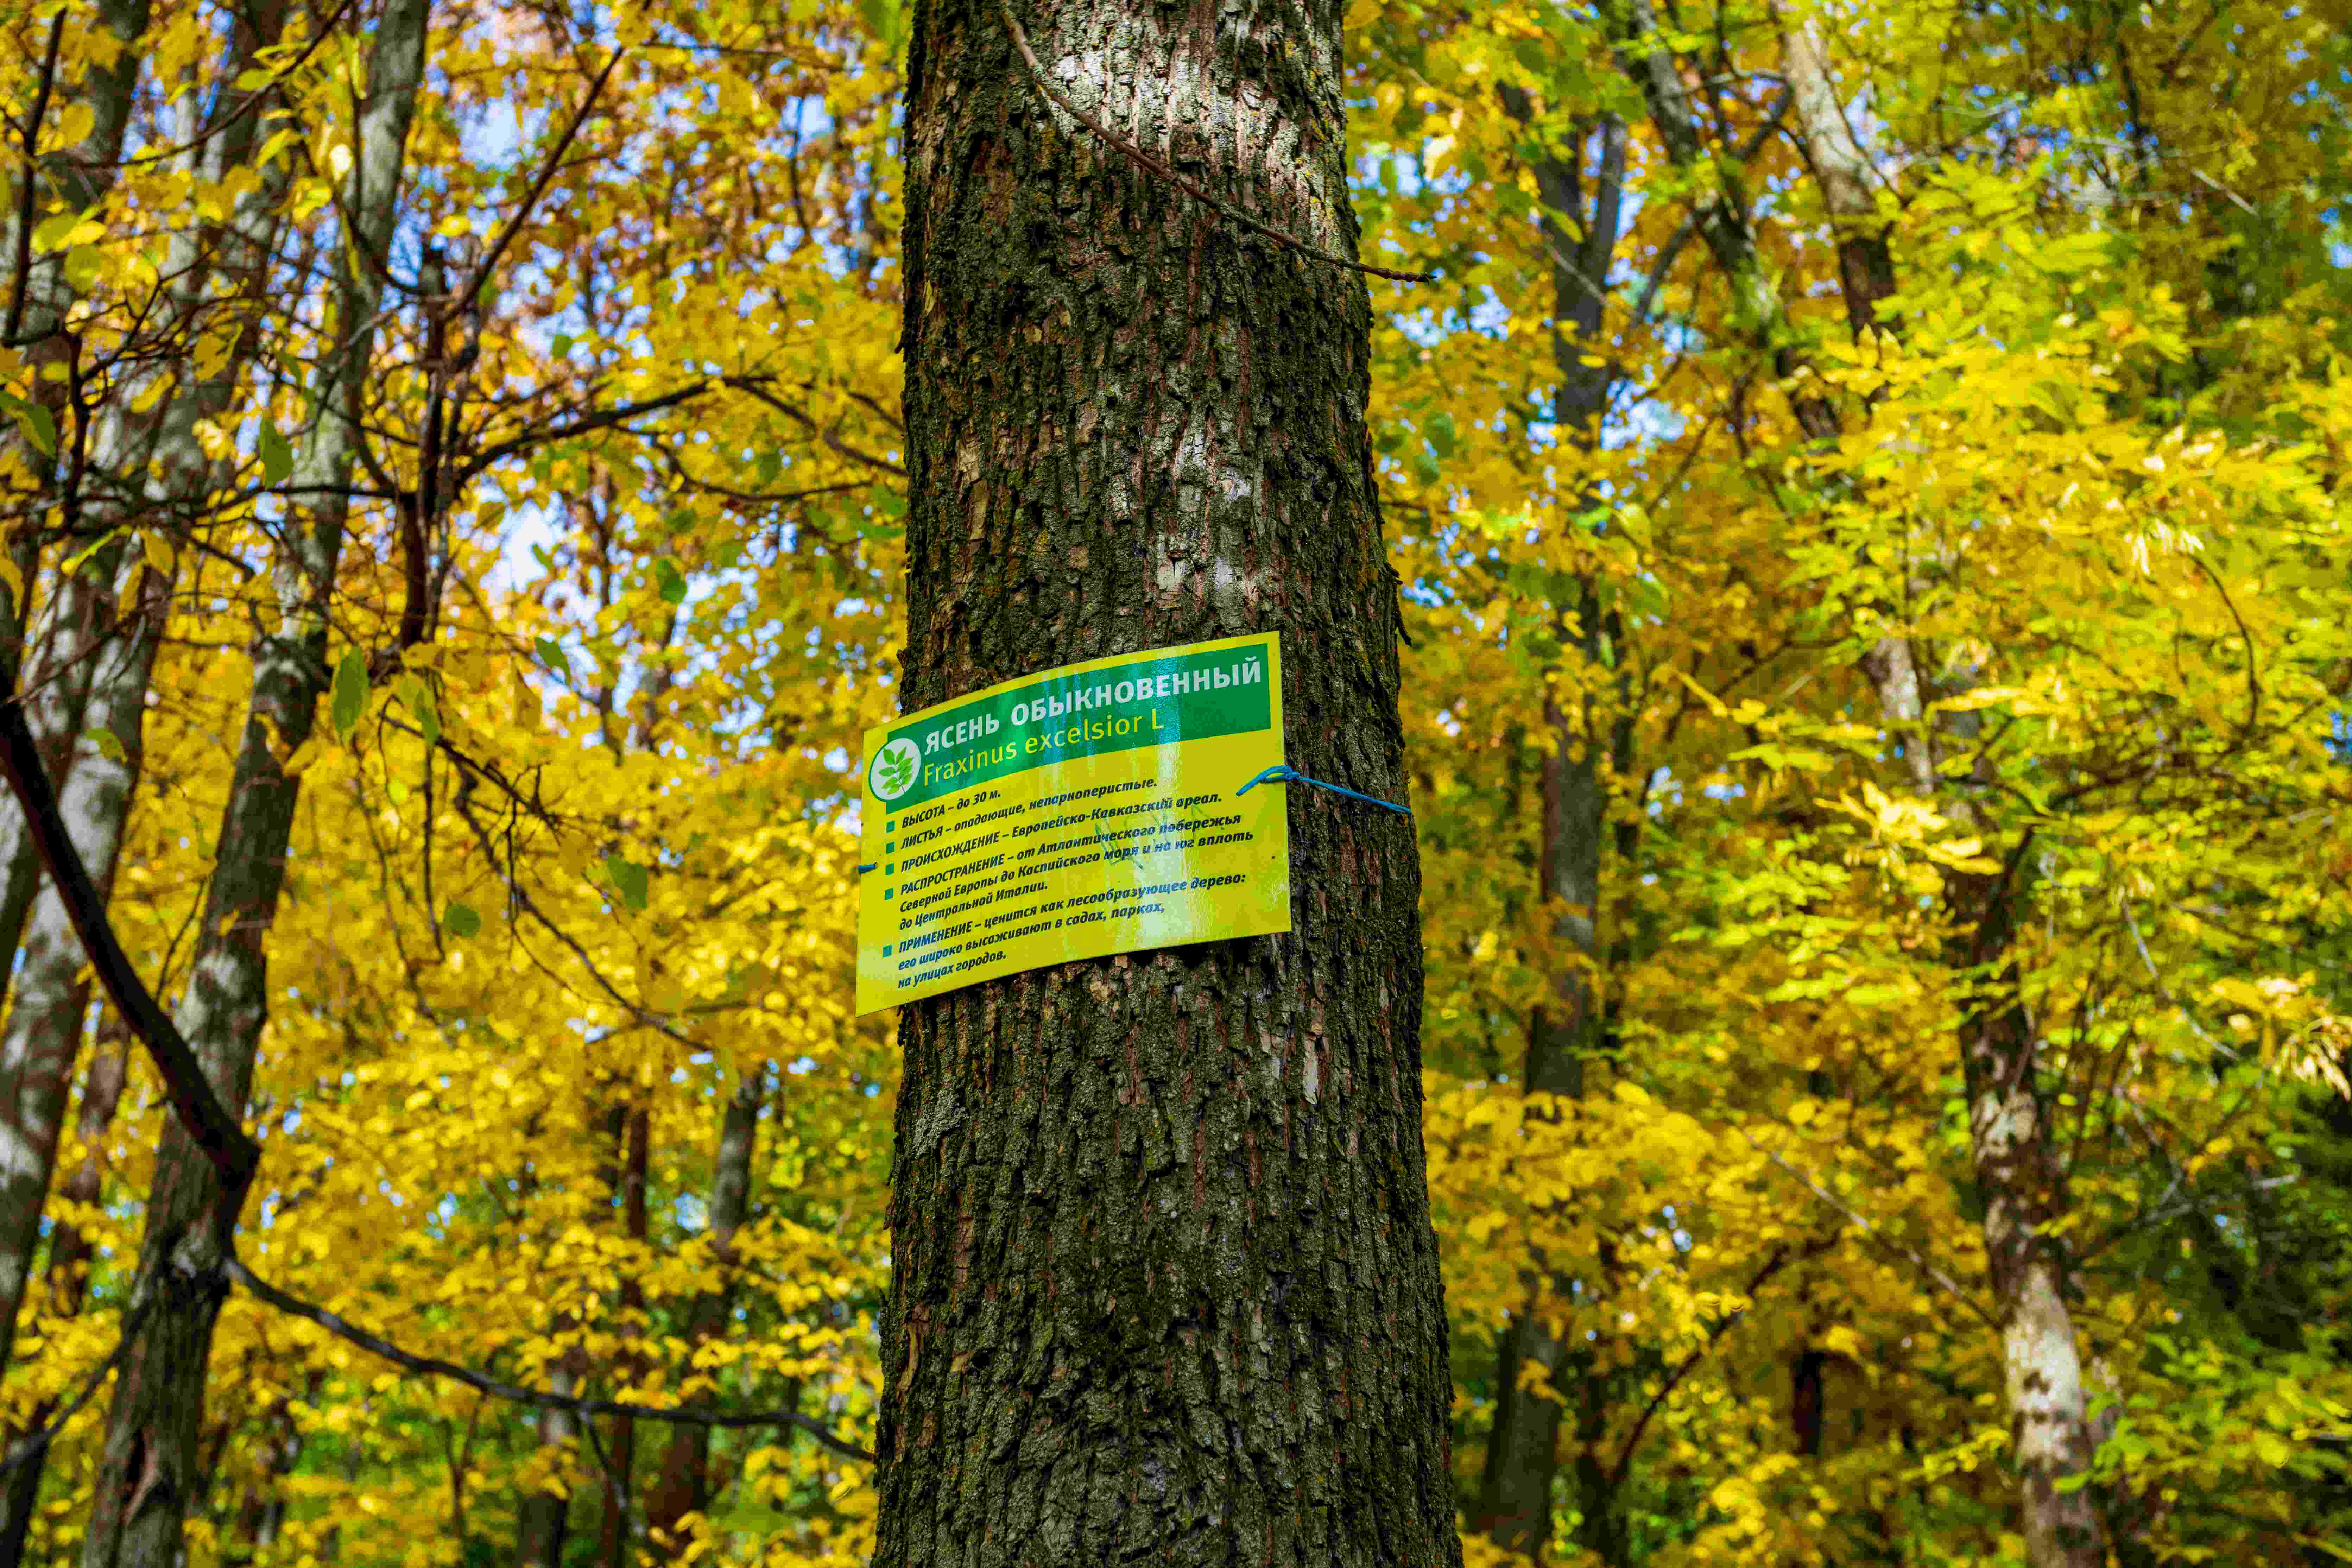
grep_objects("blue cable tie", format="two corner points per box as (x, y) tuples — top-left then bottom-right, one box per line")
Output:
(1234, 764), (1411, 817)
(858, 862), (877, 873)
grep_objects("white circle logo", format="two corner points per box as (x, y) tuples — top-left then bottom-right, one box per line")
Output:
(868, 737), (922, 802)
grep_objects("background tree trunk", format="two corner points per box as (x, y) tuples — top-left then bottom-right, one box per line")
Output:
(76, 4), (429, 1562)
(515, 1351), (587, 1568)
(644, 1065), (766, 1555)
(878, 1), (1460, 1563)
(598, 1103), (650, 1568)
(1472, 102), (1629, 1568)
(0, 553), (158, 1376)
(0, 0), (153, 1001)
(0, 1018), (129, 1566)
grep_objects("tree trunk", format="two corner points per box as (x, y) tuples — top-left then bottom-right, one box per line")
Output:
(1469, 103), (1628, 1567)
(0, 1018), (130, 1568)
(878, 1), (1458, 1563)
(1950, 881), (2106, 1568)
(0, 0), (286, 1355)
(644, 1065), (766, 1555)
(516, 1349), (588, 1568)
(1770, 23), (2106, 1567)
(599, 1103), (650, 1568)
(0, 558), (167, 1378)
(0, 0), (155, 1003)
(76, 5), (428, 1564)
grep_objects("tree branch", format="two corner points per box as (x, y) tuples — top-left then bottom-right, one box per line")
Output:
(455, 48), (627, 312)
(0, 695), (261, 1200)
(0, 1293), (153, 1474)
(224, 1259), (875, 1464)
(1606, 1241), (1813, 1491)
(3, 13), (65, 346)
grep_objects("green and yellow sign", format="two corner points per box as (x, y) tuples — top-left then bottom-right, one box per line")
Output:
(855, 633), (1290, 1013)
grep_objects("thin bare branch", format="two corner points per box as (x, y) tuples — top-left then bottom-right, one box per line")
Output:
(225, 1259), (875, 1463)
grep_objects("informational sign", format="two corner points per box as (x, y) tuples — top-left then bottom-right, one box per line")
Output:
(855, 633), (1290, 1014)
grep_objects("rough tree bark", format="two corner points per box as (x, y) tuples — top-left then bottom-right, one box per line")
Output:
(877, 1), (1459, 1563)
(76, 4), (428, 1563)
(1470, 101), (1629, 1568)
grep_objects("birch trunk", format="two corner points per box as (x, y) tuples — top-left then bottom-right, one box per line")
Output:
(0, 0), (156, 1007)
(77, 4), (428, 1562)
(0, 1019), (127, 1567)
(1776, 20), (2106, 1565)
(0, 558), (167, 1376)
(878, 2), (1459, 1562)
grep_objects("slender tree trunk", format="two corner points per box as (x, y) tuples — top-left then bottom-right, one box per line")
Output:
(0, 0), (286, 1356)
(516, 1349), (587, 1568)
(1470, 103), (1629, 1567)
(0, 0), (154, 1014)
(1771, 21), (2106, 1566)
(0, 1018), (129, 1568)
(0, 558), (167, 1378)
(878, 1), (1458, 1563)
(599, 1104), (650, 1568)
(0, 15), (287, 1482)
(644, 1066), (766, 1555)
(1951, 893), (2105, 1568)
(76, 5), (428, 1564)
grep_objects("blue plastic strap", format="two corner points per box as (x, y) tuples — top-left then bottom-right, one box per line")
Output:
(858, 863), (877, 872)
(1233, 764), (1411, 817)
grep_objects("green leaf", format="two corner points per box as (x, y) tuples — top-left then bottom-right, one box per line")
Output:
(330, 649), (368, 741)
(604, 855), (649, 912)
(0, 392), (56, 457)
(874, 745), (917, 795)
(1427, 411), (1458, 459)
(82, 727), (125, 764)
(442, 900), (481, 939)
(654, 558), (688, 606)
(532, 637), (570, 681)
(857, 0), (904, 51)
(398, 675), (440, 748)
(257, 419), (293, 485)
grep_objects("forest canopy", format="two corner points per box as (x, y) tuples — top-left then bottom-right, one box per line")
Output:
(0, 0), (2348, 1564)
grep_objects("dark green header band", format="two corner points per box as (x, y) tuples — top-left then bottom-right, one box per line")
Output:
(869, 640), (1273, 813)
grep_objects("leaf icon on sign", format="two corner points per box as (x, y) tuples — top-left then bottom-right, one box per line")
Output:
(870, 738), (921, 801)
